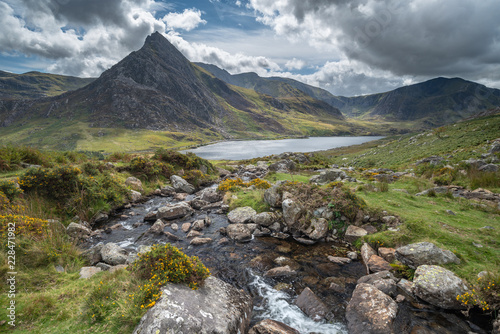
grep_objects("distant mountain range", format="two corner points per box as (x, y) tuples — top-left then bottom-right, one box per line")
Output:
(0, 32), (499, 151)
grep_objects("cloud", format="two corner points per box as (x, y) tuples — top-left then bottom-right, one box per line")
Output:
(248, 0), (500, 87)
(163, 8), (207, 31)
(285, 58), (305, 70)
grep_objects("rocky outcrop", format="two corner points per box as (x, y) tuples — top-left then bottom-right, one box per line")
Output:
(413, 265), (468, 310)
(133, 276), (252, 334)
(100, 242), (128, 265)
(346, 283), (398, 334)
(170, 175), (195, 194)
(395, 242), (460, 269)
(249, 319), (300, 334)
(227, 206), (257, 224)
(157, 202), (194, 220)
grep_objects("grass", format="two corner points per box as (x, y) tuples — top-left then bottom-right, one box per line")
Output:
(264, 172), (311, 183)
(226, 189), (270, 213)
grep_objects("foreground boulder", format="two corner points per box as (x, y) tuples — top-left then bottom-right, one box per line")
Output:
(249, 319), (300, 334)
(157, 202), (194, 220)
(395, 242), (460, 269)
(413, 265), (468, 310)
(227, 206), (257, 224)
(170, 175), (195, 194)
(346, 283), (398, 334)
(133, 276), (252, 334)
(100, 242), (128, 265)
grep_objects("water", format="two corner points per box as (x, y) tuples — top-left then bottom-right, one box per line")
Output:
(182, 136), (383, 160)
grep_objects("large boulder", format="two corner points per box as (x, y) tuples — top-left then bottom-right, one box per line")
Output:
(249, 319), (300, 334)
(170, 175), (195, 194)
(133, 276), (252, 334)
(413, 265), (468, 310)
(309, 168), (348, 185)
(395, 242), (460, 269)
(125, 176), (144, 192)
(300, 218), (329, 240)
(157, 202), (194, 220)
(199, 188), (222, 203)
(147, 219), (165, 234)
(346, 283), (398, 334)
(268, 160), (296, 173)
(294, 287), (328, 321)
(66, 222), (91, 240)
(81, 243), (103, 265)
(264, 186), (282, 208)
(100, 242), (128, 265)
(344, 225), (368, 243)
(227, 207), (257, 224)
(282, 199), (302, 229)
(130, 190), (142, 202)
(226, 224), (253, 242)
(253, 212), (278, 227)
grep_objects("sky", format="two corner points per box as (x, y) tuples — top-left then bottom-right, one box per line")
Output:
(0, 0), (499, 96)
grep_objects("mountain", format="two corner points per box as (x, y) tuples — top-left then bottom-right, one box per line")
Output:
(0, 70), (95, 99)
(0, 32), (348, 151)
(197, 64), (500, 127)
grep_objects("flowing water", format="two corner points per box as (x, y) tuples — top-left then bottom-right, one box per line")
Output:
(181, 136), (384, 160)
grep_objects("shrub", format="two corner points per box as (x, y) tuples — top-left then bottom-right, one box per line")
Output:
(154, 148), (215, 174)
(19, 166), (81, 200)
(0, 214), (49, 241)
(83, 280), (117, 323)
(217, 178), (271, 192)
(130, 157), (174, 181)
(131, 244), (210, 290)
(182, 169), (212, 188)
(108, 152), (132, 162)
(0, 180), (23, 201)
(456, 273), (499, 312)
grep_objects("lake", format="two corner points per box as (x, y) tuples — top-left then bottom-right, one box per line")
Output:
(182, 136), (384, 160)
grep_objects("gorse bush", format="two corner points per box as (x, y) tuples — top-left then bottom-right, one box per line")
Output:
(182, 169), (213, 188)
(19, 166), (81, 200)
(0, 145), (48, 171)
(0, 179), (23, 201)
(130, 156), (174, 181)
(217, 177), (271, 192)
(153, 148), (215, 173)
(456, 273), (499, 312)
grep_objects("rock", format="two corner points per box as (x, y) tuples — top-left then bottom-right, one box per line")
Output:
(415, 156), (444, 165)
(200, 188), (222, 203)
(160, 185), (176, 196)
(282, 199), (302, 228)
(395, 242), (460, 269)
(96, 262), (112, 271)
(226, 224), (253, 242)
(300, 218), (329, 240)
(66, 222), (91, 240)
(133, 276), (252, 334)
(309, 168), (349, 185)
(413, 265), (469, 309)
(367, 255), (393, 272)
(249, 319), (300, 334)
(268, 159), (296, 173)
(190, 199), (210, 210)
(170, 175), (195, 194)
(164, 231), (180, 241)
(191, 219), (206, 231)
(344, 225), (368, 243)
(479, 164), (499, 172)
(396, 279), (414, 297)
(79, 266), (102, 279)
(130, 190), (142, 202)
(157, 202), (194, 220)
(361, 243), (377, 274)
(182, 222), (191, 232)
(125, 176), (144, 192)
(148, 219), (165, 234)
(55, 265), (65, 273)
(294, 287), (328, 321)
(264, 265), (296, 278)
(227, 207), (257, 224)
(346, 283), (398, 334)
(347, 251), (358, 260)
(293, 237), (316, 245)
(357, 272), (397, 297)
(190, 237), (212, 245)
(253, 212), (278, 227)
(109, 264), (128, 273)
(446, 209), (456, 215)
(187, 230), (203, 238)
(327, 256), (352, 264)
(381, 215), (398, 224)
(100, 242), (128, 265)
(81, 243), (103, 265)
(171, 223), (178, 231)
(264, 186), (282, 208)
(378, 247), (396, 263)
(493, 317), (500, 334)
(93, 212), (109, 224)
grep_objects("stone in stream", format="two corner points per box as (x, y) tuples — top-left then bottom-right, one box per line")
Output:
(157, 202), (194, 220)
(395, 242), (460, 269)
(133, 276), (252, 334)
(327, 256), (352, 265)
(191, 219), (206, 231)
(413, 265), (469, 310)
(344, 225), (368, 243)
(367, 255), (393, 273)
(199, 188), (222, 203)
(164, 231), (180, 241)
(360, 243), (377, 274)
(300, 218), (329, 240)
(190, 237), (212, 245)
(249, 319), (300, 334)
(81, 243), (103, 265)
(190, 199), (209, 210)
(130, 190), (142, 202)
(357, 271), (398, 298)
(264, 265), (296, 278)
(170, 175), (195, 194)
(378, 247), (396, 263)
(170, 223), (178, 231)
(66, 222), (91, 240)
(294, 287), (328, 321)
(226, 223), (253, 242)
(187, 230), (203, 238)
(227, 206), (257, 224)
(182, 222), (191, 232)
(346, 283), (398, 334)
(147, 219), (165, 234)
(282, 198), (302, 229)
(100, 242), (128, 265)
(253, 212), (278, 227)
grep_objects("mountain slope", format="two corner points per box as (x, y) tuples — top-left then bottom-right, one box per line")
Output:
(197, 63), (500, 127)
(0, 32), (350, 151)
(0, 70), (95, 99)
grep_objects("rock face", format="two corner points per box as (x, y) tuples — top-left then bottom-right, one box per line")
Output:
(100, 242), (128, 265)
(133, 276), (252, 334)
(395, 242), (460, 269)
(413, 265), (468, 310)
(157, 202), (194, 220)
(294, 287), (328, 321)
(346, 283), (398, 334)
(249, 319), (300, 334)
(170, 175), (195, 194)
(227, 206), (257, 224)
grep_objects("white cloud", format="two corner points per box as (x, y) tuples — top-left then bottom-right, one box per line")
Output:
(285, 58), (305, 70)
(163, 8), (207, 32)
